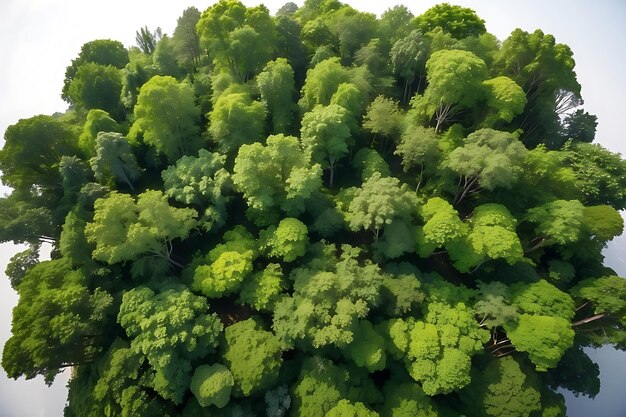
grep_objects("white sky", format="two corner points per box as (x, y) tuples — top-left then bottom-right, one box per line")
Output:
(0, 1), (625, 416)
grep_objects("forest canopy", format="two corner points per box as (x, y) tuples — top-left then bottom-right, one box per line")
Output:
(1, 1), (625, 416)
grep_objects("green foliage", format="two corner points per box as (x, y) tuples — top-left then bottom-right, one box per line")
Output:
(352, 148), (390, 181)
(419, 49), (487, 131)
(526, 200), (585, 246)
(62, 39), (129, 103)
(197, 0), (276, 82)
(380, 382), (438, 417)
(85, 190), (197, 265)
(90, 132), (142, 191)
(326, 399), (379, 417)
(190, 364), (234, 408)
(504, 314), (574, 371)
(446, 129), (527, 201)
(118, 284), (223, 403)
(258, 58), (297, 134)
(299, 58), (350, 111)
(459, 356), (541, 417)
(301, 103), (351, 186)
(239, 263), (285, 311)
(161, 149), (231, 230)
(2, 3), (624, 415)
(2, 259), (114, 383)
(481, 76), (527, 127)
(0, 115), (81, 190)
(347, 173), (416, 239)
(209, 91), (266, 154)
(233, 134), (322, 220)
(273, 246), (383, 349)
(260, 218), (309, 262)
(386, 301), (489, 395)
(221, 318), (282, 396)
(129, 76), (201, 163)
(414, 3), (486, 39)
(343, 320), (386, 372)
(78, 109), (121, 156)
(68, 63), (123, 116)
(564, 142), (626, 209)
(362, 96), (404, 140)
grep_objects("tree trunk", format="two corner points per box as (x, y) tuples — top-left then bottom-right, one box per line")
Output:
(572, 313), (607, 327)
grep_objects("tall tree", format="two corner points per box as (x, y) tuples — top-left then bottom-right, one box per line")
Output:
(90, 132), (142, 191)
(128, 76), (202, 163)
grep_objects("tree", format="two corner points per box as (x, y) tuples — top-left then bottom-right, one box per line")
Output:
(512, 280), (575, 320)
(172, 7), (202, 71)
(90, 132), (142, 191)
(232, 134), (322, 221)
(128, 76), (202, 163)
(385, 301), (489, 395)
(418, 49), (487, 132)
(2, 259), (114, 384)
(161, 149), (231, 230)
(493, 29), (581, 148)
(190, 364), (234, 408)
(291, 356), (349, 417)
(239, 263), (285, 311)
(481, 76), (527, 127)
(347, 173), (416, 240)
(257, 58), (297, 134)
(562, 109), (598, 143)
(326, 400), (379, 417)
(504, 314), (574, 371)
(0, 115), (81, 190)
(135, 26), (162, 54)
(4, 243), (39, 289)
(390, 30), (430, 103)
(298, 58), (350, 112)
(377, 5), (414, 53)
(445, 129), (527, 204)
(260, 218), (309, 262)
(273, 245), (383, 349)
(197, 0), (276, 82)
(380, 382), (438, 417)
(78, 109), (121, 156)
(67, 62), (124, 116)
(118, 284), (223, 403)
(0, 191), (55, 244)
(525, 200), (585, 250)
(563, 142), (626, 209)
(394, 126), (439, 190)
(153, 35), (184, 78)
(221, 318), (282, 396)
(459, 356), (541, 417)
(62, 39), (129, 102)
(192, 249), (253, 298)
(208, 91), (266, 154)
(301, 104), (351, 187)
(414, 3), (486, 39)
(325, 6), (378, 64)
(416, 197), (467, 257)
(343, 320), (386, 372)
(447, 204), (524, 272)
(362, 96), (404, 145)
(84, 190), (198, 266)
(352, 148), (391, 181)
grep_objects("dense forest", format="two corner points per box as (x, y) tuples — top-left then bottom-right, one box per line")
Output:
(1, 1), (626, 416)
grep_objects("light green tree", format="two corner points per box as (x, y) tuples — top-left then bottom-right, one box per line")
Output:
(190, 364), (234, 408)
(118, 284), (223, 403)
(221, 319), (282, 396)
(128, 76), (201, 163)
(84, 190), (197, 266)
(209, 91), (266, 154)
(233, 134), (322, 221)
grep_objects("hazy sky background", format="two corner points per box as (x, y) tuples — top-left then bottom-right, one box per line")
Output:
(0, 1), (625, 416)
